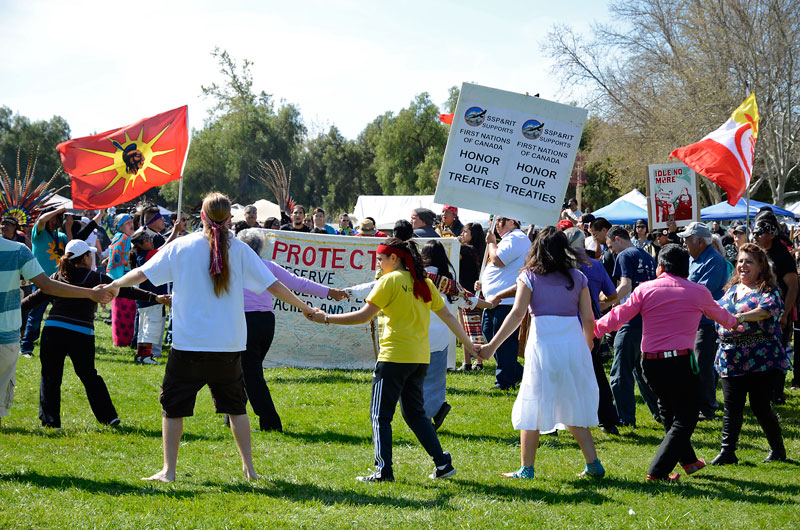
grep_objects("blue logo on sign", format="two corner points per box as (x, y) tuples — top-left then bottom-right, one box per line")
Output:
(464, 106), (487, 127)
(522, 119), (545, 140)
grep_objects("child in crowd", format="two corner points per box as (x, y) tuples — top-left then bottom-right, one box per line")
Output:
(308, 238), (474, 482)
(131, 227), (169, 364)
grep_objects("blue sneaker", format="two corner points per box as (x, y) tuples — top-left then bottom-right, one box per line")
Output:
(501, 465), (535, 479)
(578, 459), (605, 478)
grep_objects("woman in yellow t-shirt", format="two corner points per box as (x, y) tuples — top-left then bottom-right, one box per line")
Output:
(308, 238), (474, 482)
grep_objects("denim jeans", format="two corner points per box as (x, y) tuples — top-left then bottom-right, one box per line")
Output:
(21, 286), (47, 354)
(482, 305), (523, 388)
(422, 347), (448, 418)
(610, 324), (659, 425)
(694, 323), (719, 416)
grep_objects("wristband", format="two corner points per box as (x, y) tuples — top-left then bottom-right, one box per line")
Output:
(324, 314), (329, 325)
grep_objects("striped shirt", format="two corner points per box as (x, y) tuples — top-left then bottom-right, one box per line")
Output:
(0, 238), (44, 344)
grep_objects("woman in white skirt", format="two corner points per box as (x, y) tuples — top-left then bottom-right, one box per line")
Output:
(476, 226), (604, 479)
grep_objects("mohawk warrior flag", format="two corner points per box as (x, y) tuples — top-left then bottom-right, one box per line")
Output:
(670, 93), (759, 206)
(58, 106), (189, 209)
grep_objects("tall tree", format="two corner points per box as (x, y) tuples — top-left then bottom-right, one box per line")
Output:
(160, 48), (305, 207)
(546, 0), (800, 206)
(373, 93), (449, 195)
(0, 107), (71, 189)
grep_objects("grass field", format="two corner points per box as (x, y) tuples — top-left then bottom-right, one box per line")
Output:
(1, 318), (799, 529)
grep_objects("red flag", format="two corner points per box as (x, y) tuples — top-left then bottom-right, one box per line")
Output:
(439, 113), (454, 124)
(58, 106), (189, 209)
(670, 94), (758, 205)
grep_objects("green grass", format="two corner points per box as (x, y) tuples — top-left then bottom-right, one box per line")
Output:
(1, 318), (799, 529)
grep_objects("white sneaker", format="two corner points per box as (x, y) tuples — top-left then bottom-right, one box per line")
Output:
(140, 356), (158, 365)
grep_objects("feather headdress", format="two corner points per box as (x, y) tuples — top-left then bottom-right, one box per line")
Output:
(0, 147), (66, 228)
(250, 159), (295, 214)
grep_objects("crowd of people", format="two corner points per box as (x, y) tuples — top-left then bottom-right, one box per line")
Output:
(0, 194), (795, 485)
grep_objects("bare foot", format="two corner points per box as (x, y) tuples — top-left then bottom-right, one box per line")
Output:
(142, 469), (175, 482)
(243, 468), (260, 481)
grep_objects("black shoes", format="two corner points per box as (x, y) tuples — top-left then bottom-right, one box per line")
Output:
(357, 469), (395, 482)
(763, 450), (787, 463)
(600, 424), (620, 435)
(432, 402), (451, 431)
(710, 450), (738, 465)
(429, 453), (456, 479)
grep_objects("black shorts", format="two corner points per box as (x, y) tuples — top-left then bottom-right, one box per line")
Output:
(160, 348), (247, 418)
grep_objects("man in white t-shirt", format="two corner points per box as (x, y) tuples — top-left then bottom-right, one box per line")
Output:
(560, 198), (582, 224)
(480, 216), (531, 390)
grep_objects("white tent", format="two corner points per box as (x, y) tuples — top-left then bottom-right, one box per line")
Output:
(351, 195), (491, 230)
(44, 193), (73, 209)
(231, 198), (281, 223)
(786, 201), (800, 217)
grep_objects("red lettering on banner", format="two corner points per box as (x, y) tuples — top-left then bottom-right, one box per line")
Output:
(318, 247), (332, 267)
(332, 248), (345, 269)
(350, 249), (363, 269)
(366, 250), (377, 270)
(302, 246), (316, 266)
(287, 244), (301, 265)
(272, 240), (288, 261)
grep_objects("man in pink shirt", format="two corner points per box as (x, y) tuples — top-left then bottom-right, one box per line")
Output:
(595, 244), (738, 482)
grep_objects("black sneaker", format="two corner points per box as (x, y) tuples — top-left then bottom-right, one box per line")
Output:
(21, 351), (33, 359)
(432, 402), (451, 431)
(356, 469), (394, 482)
(429, 453), (456, 479)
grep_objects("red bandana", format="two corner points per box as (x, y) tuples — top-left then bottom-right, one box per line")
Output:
(377, 244), (432, 302)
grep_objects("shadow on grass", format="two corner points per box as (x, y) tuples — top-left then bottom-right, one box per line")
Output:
(574, 474), (796, 504)
(269, 371), (369, 386)
(0, 471), (197, 498)
(213, 479), (457, 510)
(454, 478), (610, 504)
(282, 429), (370, 446)
(0, 425), (224, 442)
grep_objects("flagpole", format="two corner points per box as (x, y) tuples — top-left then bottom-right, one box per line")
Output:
(746, 182), (751, 239)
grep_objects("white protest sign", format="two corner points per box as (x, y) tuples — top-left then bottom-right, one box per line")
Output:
(434, 83), (587, 226)
(647, 162), (698, 229)
(260, 231), (461, 370)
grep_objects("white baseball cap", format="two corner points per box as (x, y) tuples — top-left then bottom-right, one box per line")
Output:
(65, 239), (97, 258)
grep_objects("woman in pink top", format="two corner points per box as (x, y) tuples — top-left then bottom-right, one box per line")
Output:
(237, 229), (347, 432)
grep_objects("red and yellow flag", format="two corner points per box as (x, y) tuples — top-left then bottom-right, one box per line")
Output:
(58, 106), (189, 209)
(670, 94), (758, 205)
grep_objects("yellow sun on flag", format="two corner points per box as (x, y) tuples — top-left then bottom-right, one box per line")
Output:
(76, 125), (175, 196)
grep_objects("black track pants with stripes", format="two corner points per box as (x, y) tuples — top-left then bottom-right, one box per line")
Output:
(370, 361), (448, 475)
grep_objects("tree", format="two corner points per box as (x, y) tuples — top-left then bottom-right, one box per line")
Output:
(373, 93), (449, 194)
(0, 107), (71, 190)
(545, 0), (800, 206)
(160, 49), (305, 207)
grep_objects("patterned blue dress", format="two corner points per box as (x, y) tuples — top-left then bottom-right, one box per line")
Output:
(715, 285), (791, 377)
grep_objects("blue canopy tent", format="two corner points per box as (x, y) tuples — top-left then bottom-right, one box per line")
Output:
(591, 199), (649, 225)
(700, 198), (795, 221)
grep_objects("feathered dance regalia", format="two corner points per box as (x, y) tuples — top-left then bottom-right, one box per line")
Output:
(0, 147), (66, 228)
(251, 159), (296, 215)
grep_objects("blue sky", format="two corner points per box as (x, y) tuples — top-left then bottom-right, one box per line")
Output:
(0, 0), (610, 140)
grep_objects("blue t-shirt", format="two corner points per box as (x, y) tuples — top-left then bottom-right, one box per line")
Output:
(689, 244), (730, 326)
(31, 224), (67, 276)
(580, 258), (616, 317)
(612, 246), (656, 327)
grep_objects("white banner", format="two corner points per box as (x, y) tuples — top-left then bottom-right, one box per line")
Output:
(434, 82), (588, 226)
(260, 231), (461, 369)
